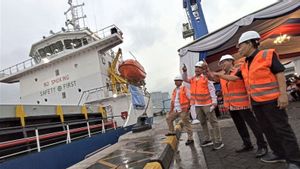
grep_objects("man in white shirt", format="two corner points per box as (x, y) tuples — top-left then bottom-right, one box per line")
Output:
(166, 75), (194, 145)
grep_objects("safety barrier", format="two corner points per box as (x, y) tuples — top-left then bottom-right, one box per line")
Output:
(143, 123), (182, 169)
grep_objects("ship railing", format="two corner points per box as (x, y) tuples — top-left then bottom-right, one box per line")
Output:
(47, 24), (122, 40)
(0, 58), (35, 78)
(93, 24), (123, 40)
(0, 115), (123, 160)
(78, 83), (128, 105)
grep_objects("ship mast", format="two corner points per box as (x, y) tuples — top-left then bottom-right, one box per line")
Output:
(64, 0), (87, 31)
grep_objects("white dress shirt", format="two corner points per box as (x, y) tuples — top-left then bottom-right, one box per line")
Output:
(174, 88), (182, 112)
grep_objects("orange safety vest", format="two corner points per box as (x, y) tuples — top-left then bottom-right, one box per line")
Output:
(220, 68), (250, 108)
(171, 86), (190, 112)
(190, 76), (212, 105)
(240, 49), (280, 102)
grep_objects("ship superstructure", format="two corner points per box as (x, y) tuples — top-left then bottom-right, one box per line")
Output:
(0, 1), (124, 105)
(0, 1), (153, 168)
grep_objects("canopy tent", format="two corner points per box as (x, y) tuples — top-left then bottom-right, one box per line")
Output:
(178, 0), (300, 75)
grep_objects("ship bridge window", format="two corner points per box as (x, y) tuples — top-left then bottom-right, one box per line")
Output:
(73, 39), (82, 49)
(64, 39), (73, 49)
(50, 41), (63, 53)
(44, 46), (52, 56)
(82, 38), (88, 45)
(38, 48), (46, 58)
(64, 38), (84, 49)
(38, 41), (64, 57)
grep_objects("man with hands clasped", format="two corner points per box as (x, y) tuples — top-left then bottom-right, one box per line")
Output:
(207, 54), (268, 158)
(215, 31), (300, 169)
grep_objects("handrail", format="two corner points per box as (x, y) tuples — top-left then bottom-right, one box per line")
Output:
(0, 127), (117, 160)
(0, 115), (121, 150)
(0, 121), (115, 149)
(77, 85), (110, 105)
(93, 24), (123, 39)
(0, 115), (121, 135)
(0, 58), (35, 78)
(77, 82), (128, 105)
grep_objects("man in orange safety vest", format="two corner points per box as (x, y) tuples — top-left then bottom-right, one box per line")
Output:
(182, 62), (224, 150)
(166, 75), (194, 145)
(208, 54), (267, 157)
(215, 31), (300, 169)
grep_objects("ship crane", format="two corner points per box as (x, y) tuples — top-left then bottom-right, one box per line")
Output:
(108, 48), (128, 95)
(182, 0), (208, 60)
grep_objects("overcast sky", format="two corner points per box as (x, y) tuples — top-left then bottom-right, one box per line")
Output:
(0, 0), (278, 103)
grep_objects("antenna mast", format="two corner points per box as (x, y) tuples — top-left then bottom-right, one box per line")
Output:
(64, 0), (87, 31)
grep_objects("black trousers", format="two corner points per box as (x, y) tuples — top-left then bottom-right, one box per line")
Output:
(230, 109), (267, 148)
(253, 102), (300, 164)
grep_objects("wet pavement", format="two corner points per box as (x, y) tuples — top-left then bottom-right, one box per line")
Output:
(87, 137), (165, 169)
(171, 130), (207, 169)
(194, 101), (300, 169)
(70, 102), (300, 169)
(68, 116), (186, 169)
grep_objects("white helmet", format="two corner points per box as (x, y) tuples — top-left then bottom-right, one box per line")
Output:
(174, 75), (183, 81)
(238, 31), (260, 45)
(219, 54), (235, 64)
(195, 61), (206, 67)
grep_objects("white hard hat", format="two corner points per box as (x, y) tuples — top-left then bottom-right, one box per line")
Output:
(174, 75), (183, 81)
(219, 54), (235, 64)
(195, 61), (205, 67)
(238, 31), (261, 45)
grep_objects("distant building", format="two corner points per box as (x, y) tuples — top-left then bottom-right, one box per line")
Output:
(150, 91), (170, 114)
(284, 62), (296, 76)
(294, 59), (300, 76)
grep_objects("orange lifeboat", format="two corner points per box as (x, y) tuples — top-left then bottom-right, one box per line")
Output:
(118, 59), (146, 82)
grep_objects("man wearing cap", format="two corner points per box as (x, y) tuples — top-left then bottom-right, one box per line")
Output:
(166, 75), (194, 145)
(182, 62), (224, 150)
(208, 54), (268, 157)
(215, 31), (300, 169)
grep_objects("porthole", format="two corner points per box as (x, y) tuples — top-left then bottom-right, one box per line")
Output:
(62, 92), (66, 99)
(55, 69), (60, 76)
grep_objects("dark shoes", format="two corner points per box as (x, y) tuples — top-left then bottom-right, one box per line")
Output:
(287, 163), (300, 169)
(185, 139), (194, 145)
(255, 147), (268, 158)
(165, 132), (176, 136)
(235, 145), (267, 158)
(201, 140), (213, 147)
(235, 145), (254, 153)
(260, 153), (286, 163)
